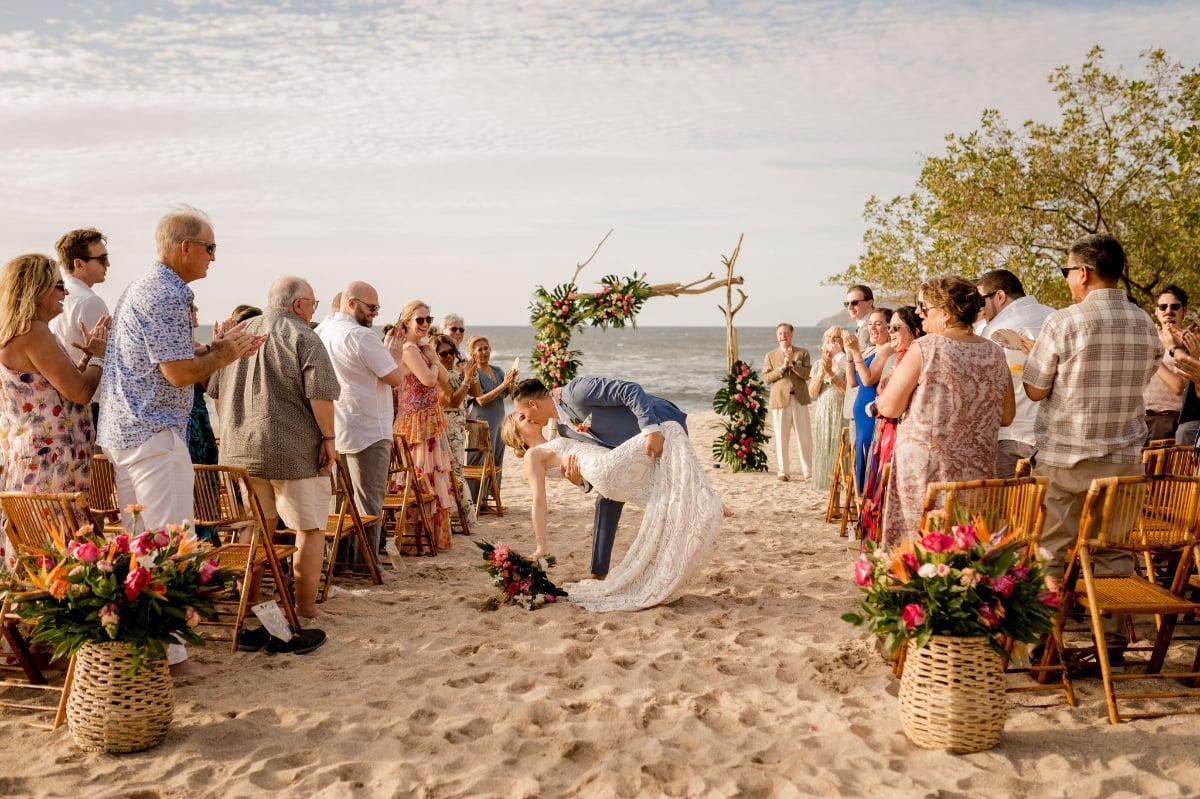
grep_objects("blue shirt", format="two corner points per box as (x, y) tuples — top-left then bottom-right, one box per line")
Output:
(97, 262), (196, 451)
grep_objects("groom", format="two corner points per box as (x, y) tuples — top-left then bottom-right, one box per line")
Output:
(512, 377), (688, 579)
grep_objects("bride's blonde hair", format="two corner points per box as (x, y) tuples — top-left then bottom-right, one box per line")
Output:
(500, 413), (527, 458)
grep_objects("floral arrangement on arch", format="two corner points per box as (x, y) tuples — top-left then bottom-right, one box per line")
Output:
(711, 360), (769, 472)
(528, 273), (652, 387)
(476, 540), (568, 610)
(842, 514), (1060, 658)
(5, 506), (233, 674)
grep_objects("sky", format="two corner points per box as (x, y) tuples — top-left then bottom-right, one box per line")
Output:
(1, 0), (1198, 326)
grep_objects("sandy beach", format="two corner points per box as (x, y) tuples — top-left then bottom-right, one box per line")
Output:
(3, 411), (1200, 798)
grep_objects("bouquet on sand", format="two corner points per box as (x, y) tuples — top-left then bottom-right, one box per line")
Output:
(5, 506), (232, 674)
(843, 514), (1060, 657)
(476, 540), (568, 610)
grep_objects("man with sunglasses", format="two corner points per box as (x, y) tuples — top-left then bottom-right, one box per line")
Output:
(842, 284), (875, 438)
(1144, 285), (1189, 443)
(975, 269), (1053, 478)
(441, 313), (467, 359)
(52, 228), (113, 429)
(1023, 234), (1161, 664)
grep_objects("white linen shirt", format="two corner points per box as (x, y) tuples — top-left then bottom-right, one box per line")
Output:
(979, 294), (1055, 447)
(49, 272), (109, 358)
(318, 313), (398, 453)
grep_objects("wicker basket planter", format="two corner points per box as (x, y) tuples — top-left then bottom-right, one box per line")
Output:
(66, 642), (174, 753)
(898, 635), (1005, 753)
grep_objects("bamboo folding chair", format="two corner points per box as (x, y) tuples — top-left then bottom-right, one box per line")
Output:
(825, 426), (859, 537)
(87, 453), (121, 531)
(0, 491), (95, 728)
(463, 419), (503, 516)
(1045, 475), (1200, 723)
(1144, 445), (1200, 478)
(192, 465), (301, 652)
(383, 433), (440, 557)
(318, 454), (383, 603)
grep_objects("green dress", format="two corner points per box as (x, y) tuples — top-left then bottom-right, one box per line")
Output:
(811, 356), (846, 492)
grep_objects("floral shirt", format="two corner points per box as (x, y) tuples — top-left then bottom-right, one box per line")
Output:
(96, 262), (196, 451)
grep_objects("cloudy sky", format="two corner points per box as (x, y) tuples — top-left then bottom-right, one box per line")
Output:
(1, 0), (1197, 326)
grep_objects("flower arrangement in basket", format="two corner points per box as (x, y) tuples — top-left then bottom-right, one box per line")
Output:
(476, 540), (568, 610)
(711, 360), (769, 472)
(6, 506), (233, 674)
(842, 514), (1060, 657)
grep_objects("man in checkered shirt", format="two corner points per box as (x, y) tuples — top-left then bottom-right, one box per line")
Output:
(1022, 234), (1161, 652)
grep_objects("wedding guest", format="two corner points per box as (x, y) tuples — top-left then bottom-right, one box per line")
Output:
(96, 206), (265, 675)
(877, 276), (1013, 545)
(442, 313), (467, 358)
(976, 270), (1054, 477)
(808, 326), (847, 492)
(0, 254), (108, 572)
(433, 331), (477, 525)
(843, 308), (893, 492)
(51, 228), (111, 430)
(392, 300), (454, 552)
(763, 323), (813, 482)
(1143, 285), (1188, 443)
(318, 281), (405, 576)
(465, 335), (518, 505)
(841, 285), (876, 450)
(186, 303), (219, 472)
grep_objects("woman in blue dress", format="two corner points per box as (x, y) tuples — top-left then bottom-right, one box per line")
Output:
(465, 335), (519, 505)
(843, 309), (894, 493)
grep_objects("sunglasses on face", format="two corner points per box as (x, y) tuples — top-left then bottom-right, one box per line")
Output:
(843, 299), (864, 308)
(349, 298), (380, 313)
(79, 254), (110, 266)
(448, 326), (465, 333)
(414, 316), (434, 325)
(53, 281), (66, 291)
(887, 324), (906, 333)
(1160, 302), (1183, 311)
(437, 349), (456, 358)
(186, 238), (217, 256)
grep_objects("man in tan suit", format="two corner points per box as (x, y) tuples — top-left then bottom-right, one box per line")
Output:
(764, 323), (813, 482)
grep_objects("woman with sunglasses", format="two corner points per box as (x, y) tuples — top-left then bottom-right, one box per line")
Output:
(857, 306), (922, 543)
(465, 334), (519, 506)
(432, 331), (477, 525)
(0, 254), (109, 571)
(392, 300), (454, 552)
(875, 276), (1014, 545)
(842, 308), (895, 492)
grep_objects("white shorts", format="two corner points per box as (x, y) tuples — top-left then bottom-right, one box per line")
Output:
(248, 475), (331, 532)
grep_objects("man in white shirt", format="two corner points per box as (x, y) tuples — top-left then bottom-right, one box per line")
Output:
(318, 282), (406, 577)
(976, 270), (1054, 478)
(842, 284), (875, 433)
(52, 228), (112, 426)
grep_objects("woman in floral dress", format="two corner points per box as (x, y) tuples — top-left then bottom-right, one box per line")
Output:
(0, 254), (109, 571)
(432, 332), (477, 526)
(392, 301), (453, 552)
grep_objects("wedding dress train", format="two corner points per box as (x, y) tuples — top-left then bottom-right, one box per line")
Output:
(540, 422), (724, 612)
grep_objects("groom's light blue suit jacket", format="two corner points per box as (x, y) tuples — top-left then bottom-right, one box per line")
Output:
(557, 376), (688, 449)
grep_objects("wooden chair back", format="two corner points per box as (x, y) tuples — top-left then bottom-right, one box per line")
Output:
(917, 477), (1048, 555)
(824, 426), (859, 536)
(0, 492), (93, 562)
(1144, 445), (1200, 478)
(318, 454), (383, 602)
(388, 434), (438, 556)
(88, 453), (120, 528)
(463, 419), (503, 516)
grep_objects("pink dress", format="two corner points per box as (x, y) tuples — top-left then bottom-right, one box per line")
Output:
(393, 369), (453, 552)
(882, 336), (1008, 545)
(0, 363), (93, 572)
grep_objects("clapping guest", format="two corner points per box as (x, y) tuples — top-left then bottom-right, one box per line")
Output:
(432, 332), (477, 525)
(877, 277), (1014, 545)
(843, 309), (893, 492)
(465, 335), (518, 505)
(807, 327), (847, 491)
(0, 254), (108, 571)
(393, 300), (454, 552)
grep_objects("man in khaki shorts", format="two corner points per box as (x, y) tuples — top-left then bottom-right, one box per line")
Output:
(208, 276), (340, 625)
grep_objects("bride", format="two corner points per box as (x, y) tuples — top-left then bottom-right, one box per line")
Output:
(500, 413), (728, 612)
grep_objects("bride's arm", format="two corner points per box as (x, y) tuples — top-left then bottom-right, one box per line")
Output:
(525, 448), (551, 560)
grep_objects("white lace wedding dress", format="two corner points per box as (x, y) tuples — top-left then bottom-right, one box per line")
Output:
(539, 421), (724, 612)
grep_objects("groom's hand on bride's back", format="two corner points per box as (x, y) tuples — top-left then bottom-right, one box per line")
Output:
(562, 454), (585, 487)
(645, 431), (665, 458)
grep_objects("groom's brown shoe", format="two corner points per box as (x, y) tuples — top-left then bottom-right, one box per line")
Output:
(588, 573), (608, 581)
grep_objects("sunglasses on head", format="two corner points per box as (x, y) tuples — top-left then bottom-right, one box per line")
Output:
(1160, 302), (1183, 311)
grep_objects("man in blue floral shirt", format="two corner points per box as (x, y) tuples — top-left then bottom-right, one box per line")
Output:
(97, 206), (265, 674)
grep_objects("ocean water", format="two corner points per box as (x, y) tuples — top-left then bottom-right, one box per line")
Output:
(197, 325), (826, 413)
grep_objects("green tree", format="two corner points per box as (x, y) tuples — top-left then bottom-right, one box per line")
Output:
(830, 47), (1200, 309)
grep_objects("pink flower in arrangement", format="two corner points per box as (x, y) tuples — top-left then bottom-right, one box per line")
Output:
(901, 551), (919, 573)
(919, 531), (955, 553)
(979, 605), (999, 627)
(936, 563), (951, 577)
(1011, 564), (1029, 581)
(951, 525), (978, 551)
(130, 534), (156, 556)
(198, 560), (219, 585)
(152, 529), (171, 549)
(124, 567), (151, 600)
(185, 607), (201, 628)
(493, 544), (512, 563)
(901, 603), (925, 631)
(1038, 590), (1062, 608)
(35, 556), (55, 570)
(546, 594), (557, 603)
(110, 533), (130, 553)
(853, 555), (874, 586)
(96, 559), (113, 573)
(73, 541), (101, 563)
(124, 503), (146, 515)
(990, 575), (1015, 597)
(100, 603), (120, 637)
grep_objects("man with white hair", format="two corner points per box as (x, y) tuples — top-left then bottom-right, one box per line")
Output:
(442, 313), (467, 358)
(97, 205), (265, 674)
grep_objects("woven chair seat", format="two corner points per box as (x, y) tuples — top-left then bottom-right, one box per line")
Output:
(1081, 575), (1200, 616)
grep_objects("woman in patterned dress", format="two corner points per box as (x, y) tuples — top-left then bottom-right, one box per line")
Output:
(807, 326), (847, 492)
(432, 332), (477, 526)
(0, 254), (109, 571)
(392, 300), (453, 552)
(877, 276), (1015, 545)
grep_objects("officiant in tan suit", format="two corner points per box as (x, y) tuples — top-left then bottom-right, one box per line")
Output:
(764, 323), (813, 482)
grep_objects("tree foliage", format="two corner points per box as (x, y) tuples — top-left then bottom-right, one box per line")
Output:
(829, 47), (1200, 310)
